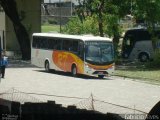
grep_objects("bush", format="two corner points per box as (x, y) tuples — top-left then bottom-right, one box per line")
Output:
(62, 16), (99, 35)
(146, 50), (160, 68)
(48, 18), (57, 24)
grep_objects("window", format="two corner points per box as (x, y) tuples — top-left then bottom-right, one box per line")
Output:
(32, 36), (38, 48)
(54, 39), (62, 50)
(48, 38), (55, 49)
(138, 31), (151, 41)
(62, 39), (72, 51)
(124, 35), (134, 47)
(72, 41), (78, 52)
(78, 41), (84, 59)
(62, 39), (79, 53)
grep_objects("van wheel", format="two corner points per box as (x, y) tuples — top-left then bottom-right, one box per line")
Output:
(139, 53), (149, 62)
(71, 65), (77, 77)
(98, 75), (104, 79)
(45, 61), (50, 72)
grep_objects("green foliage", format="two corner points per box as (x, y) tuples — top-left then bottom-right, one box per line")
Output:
(146, 50), (160, 68)
(62, 17), (83, 34)
(153, 50), (160, 67)
(133, 0), (160, 50)
(62, 16), (99, 35)
(65, 0), (124, 57)
(65, 0), (160, 60)
(48, 18), (58, 24)
(134, 0), (160, 26)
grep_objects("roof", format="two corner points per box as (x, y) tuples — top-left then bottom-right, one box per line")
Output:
(33, 33), (112, 42)
(127, 27), (160, 33)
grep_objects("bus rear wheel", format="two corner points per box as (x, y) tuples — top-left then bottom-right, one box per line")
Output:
(45, 61), (50, 72)
(71, 65), (77, 77)
(139, 53), (149, 62)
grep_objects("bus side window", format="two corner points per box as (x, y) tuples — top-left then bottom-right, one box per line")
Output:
(48, 38), (54, 49)
(41, 38), (45, 49)
(126, 39), (131, 46)
(44, 38), (49, 49)
(54, 39), (62, 50)
(78, 41), (84, 59)
(32, 36), (37, 48)
(72, 41), (78, 52)
(37, 38), (41, 48)
(125, 35), (134, 47)
(62, 39), (72, 51)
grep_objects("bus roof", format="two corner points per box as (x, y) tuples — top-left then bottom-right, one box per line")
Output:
(33, 33), (112, 42)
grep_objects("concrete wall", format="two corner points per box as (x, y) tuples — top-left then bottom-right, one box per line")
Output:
(4, 0), (41, 51)
(0, 12), (6, 49)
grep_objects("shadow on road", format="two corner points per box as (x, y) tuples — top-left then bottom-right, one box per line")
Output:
(7, 59), (36, 68)
(34, 69), (113, 80)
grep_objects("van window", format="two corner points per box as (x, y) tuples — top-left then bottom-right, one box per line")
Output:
(124, 34), (134, 47)
(138, 31), (151, 41)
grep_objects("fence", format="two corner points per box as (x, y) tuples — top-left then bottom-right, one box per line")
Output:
(0, 88), (147, 115)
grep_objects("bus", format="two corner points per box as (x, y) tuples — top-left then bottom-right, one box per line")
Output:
(31, 33), (114, 78)
(122, 28), (160, 62)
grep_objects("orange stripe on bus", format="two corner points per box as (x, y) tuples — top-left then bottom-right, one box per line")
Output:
(52, 51), (84, 74)
(87, 63), (114, 70)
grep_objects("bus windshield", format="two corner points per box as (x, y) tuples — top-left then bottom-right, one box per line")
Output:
(85, 41), (114, 65)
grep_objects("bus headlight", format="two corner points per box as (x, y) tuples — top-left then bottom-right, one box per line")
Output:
(85, 64), (93, 72)
(85, 64), (89, 68)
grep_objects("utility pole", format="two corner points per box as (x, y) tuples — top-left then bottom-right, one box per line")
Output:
(71, 0), (72, 16)
(131, 0), (133, 15)
(59, 0), (62, 33)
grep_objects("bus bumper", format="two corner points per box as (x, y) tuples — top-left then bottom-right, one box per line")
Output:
(84, 65), (114, 78)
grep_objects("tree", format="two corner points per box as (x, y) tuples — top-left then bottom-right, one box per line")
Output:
(133, 0), (160, 49)
(72, 0), (129, 56)
(63, 16), (99, 35)
(0, 0), (31, 60)
(133, 0), (160, 64)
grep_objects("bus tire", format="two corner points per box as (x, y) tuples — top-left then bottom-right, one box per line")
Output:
(45, 60), (50, 72)
(71, 65), (77, 77)
(98, 75), (104, 79)
(138, 52), (149, 62)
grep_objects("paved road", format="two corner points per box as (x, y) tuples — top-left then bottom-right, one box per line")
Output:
(0, 60), (160, 114)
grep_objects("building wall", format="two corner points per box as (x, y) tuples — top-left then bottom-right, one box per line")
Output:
(0, 12), (5, 49)
(5, 0), (41, 51)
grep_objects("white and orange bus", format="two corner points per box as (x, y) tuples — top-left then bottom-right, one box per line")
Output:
(31, 33), (114, 78)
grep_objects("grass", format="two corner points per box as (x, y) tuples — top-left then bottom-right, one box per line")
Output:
(114, 63), (160, 85)
(41, 24), (61, 33)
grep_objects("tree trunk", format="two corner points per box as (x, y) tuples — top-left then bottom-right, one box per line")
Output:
(13, 23), (31, 60)
(98, 0), (104, 37)
(0, 0), (31, 60)
(98, 14), (104, 37)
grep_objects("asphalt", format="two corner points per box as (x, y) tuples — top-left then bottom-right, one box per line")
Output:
(0, 59), (160, 115)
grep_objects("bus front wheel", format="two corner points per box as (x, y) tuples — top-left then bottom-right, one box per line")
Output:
(71, 65), (77, 77)
(138, 53), (149, 62)
(45, 61), (50, 72)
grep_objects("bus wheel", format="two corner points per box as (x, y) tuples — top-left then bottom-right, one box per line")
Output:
(98, 75), (104, 79)
(139, 53), (149, 62)
(71, 65), (77, 77)
(45, 61), (50, 72)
